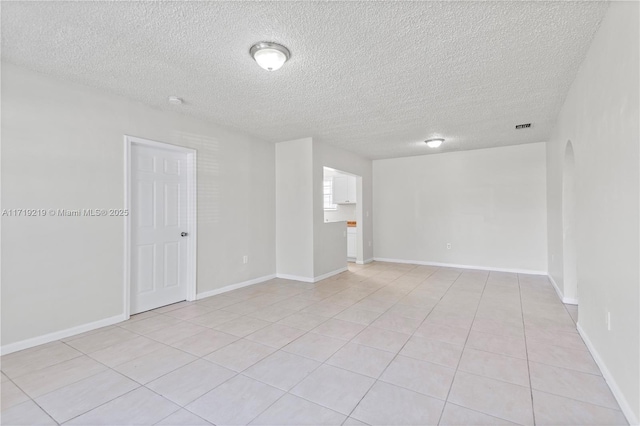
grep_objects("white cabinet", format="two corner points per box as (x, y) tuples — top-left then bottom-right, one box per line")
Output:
(347, 227), (357, 258)
(333, 176), (356, 204)
(333, 177), (348, 203)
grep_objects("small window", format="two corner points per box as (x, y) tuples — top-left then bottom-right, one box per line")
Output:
(324, 178), (337, 210)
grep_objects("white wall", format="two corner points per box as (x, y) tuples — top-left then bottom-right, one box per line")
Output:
(313, 141), (374, 276)
(373, 143), (547, 273)
(275, 138), (314, 280)
(545, 2), (639, 422)
(274, 139), (373, 280)
(1, 63), (276, 347)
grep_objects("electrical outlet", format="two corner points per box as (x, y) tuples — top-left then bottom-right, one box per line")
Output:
(243, 255), (248, 264)
(446, 243), (452, 250)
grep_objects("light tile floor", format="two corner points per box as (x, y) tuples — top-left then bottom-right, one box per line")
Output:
(0, 262), (628, 425)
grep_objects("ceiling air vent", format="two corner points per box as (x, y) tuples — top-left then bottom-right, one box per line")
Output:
(515, 123), (532, 129)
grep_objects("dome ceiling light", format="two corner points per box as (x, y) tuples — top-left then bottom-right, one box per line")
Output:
(425, 138), (445, 148)
(250, 42), (291, 71)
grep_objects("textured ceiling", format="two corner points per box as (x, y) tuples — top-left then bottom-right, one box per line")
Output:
(1, 1), (608, 159)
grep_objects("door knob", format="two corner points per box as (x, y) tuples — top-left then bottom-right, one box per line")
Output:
(181, 232), (188, 237)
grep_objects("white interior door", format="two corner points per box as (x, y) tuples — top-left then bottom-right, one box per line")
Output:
(131, 144), (189, 314)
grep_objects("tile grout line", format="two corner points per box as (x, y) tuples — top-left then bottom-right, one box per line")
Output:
(54, 339), (190, 425)
(521, 387), (629, 414)
(9, 269), (408, 424)
(110, 285), (329, 370)
(37, 340), (186, 425)
(260, 264), (438, 424)
(449, 276), (535, 426)
(130, 312), (309, 423)
(5, 264), (620, 425)
(52, 330), (237, 424)
(420, 284), (627, 416)
(241, 263), (430, 425)
(2, 374), (61, 425)
(61, 386), (148, 425)
(21, 340), (128, 425)
(205, 265), (372, 424)
(340, 263), (435, 423)
(435, 269), (491, 425)
(518, 273), (537, 426)
(181, 264), (389, 424)
(316, 267), (500, 422)
(13, 276), (336, 425)
(309, 265), (447, 422)
(151, 406), (210, 426)
(6, 271), (419, 426)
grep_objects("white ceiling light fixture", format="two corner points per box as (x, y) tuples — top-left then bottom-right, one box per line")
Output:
(425, 138), (444, 148)
(250, 42), (290, 71)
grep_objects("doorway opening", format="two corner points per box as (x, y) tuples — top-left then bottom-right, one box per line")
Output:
(562, 140), (578, 305)
(124, 135), (197, 318)
(323, 167), (364, 263)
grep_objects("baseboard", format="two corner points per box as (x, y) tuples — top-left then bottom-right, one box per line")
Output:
(276, 273), (315, 283)
(196, 274), (277, 300)
(577, 323), (639, 426)
(548, 275), (579, 305)
(313, 267), (348, 282)
(548, 274), (564, 301)
(372, 258), (547, 275)
(0, 314), (126, 356)
(276, 267), (348, 283)
(2, 274), (280, 355)
(356, 258), (374, 265)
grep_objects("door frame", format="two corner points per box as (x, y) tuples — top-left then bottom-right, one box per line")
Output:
(562, 140), (578, 305)
(123, 135), (197, 319)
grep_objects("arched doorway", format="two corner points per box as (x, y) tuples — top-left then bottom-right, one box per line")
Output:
(562, 141), (578, 304)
